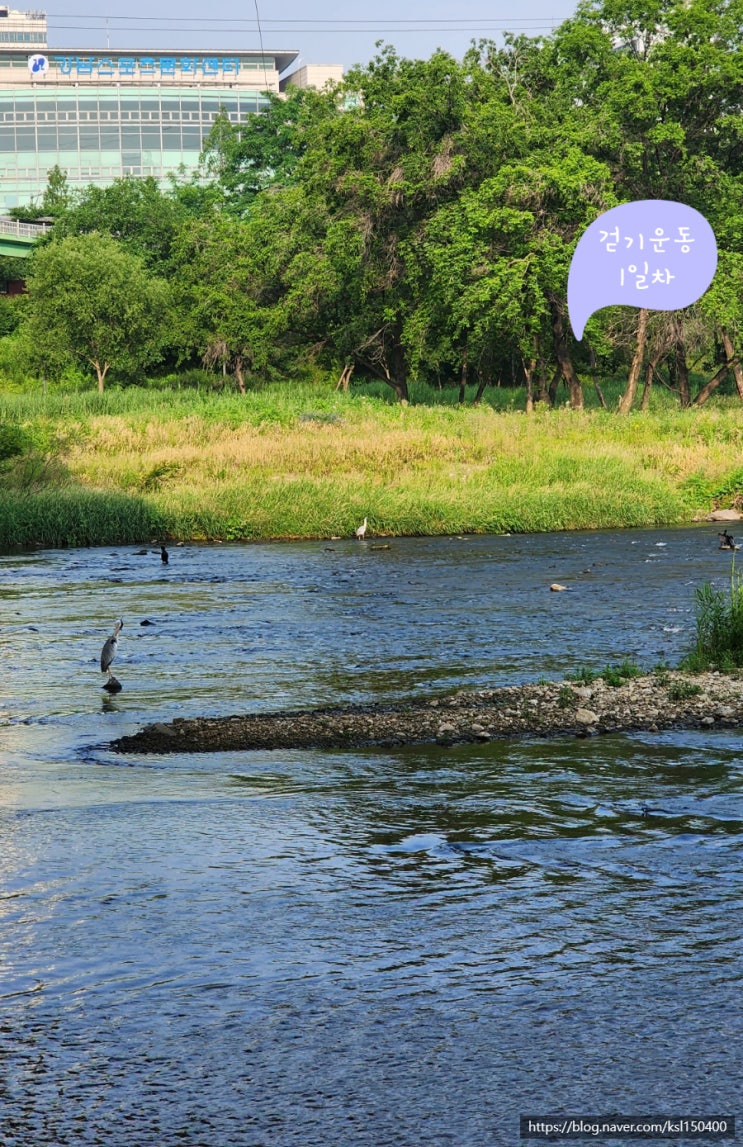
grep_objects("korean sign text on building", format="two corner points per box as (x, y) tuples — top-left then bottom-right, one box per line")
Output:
(50, 56), (243, 78)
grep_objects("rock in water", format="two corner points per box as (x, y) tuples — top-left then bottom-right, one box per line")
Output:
(103, 676), (123, 693)
(707, 509), (743, 521)
(550, 583), (568, 592)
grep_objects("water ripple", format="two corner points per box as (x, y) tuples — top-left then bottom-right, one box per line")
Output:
(1, 529), (741, 1144)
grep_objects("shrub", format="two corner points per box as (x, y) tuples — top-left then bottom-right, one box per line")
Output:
(0, 423), (31, 462)
(682, 563), (743, 671)
(667, 680), (703, 701)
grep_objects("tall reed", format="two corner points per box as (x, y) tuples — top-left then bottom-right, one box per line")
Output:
(682, 558), (743, 671)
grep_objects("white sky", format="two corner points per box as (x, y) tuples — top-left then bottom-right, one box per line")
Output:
(43, 2), (579, 72)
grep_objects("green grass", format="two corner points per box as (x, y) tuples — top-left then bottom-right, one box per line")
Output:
(681, 561), (743, 671)
(601, 659), (643, 687)
(1, 380), (742, 550)
(0, 489), (166, 548)
(667, 679), (703, 700)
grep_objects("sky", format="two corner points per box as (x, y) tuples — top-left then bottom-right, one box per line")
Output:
(42, 1), (580, 73)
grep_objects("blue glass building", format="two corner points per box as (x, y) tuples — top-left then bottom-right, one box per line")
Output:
(0, 7), (300, 209)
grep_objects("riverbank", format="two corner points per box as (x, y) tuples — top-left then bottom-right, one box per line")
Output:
(111, 671), (743, 754)
(1, 386), (742, 549)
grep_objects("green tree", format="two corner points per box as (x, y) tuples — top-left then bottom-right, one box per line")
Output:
(41, 165), (72, 215)
(50, 176), (190, 273)
(171, 215), (275, 390)
(242, 48), (501, 400)
(201, 88), (339, 215)
(533, 0), (743, 408)
(21, 233), (171, 391)
(407, 144), (616, 408)
(8, 165), (72, 222)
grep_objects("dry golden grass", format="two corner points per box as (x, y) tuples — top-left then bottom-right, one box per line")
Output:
(3, 387), (742, 546)
(67, 406), (741, 498)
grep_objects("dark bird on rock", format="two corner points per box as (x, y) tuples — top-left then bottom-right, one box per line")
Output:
(718, 530), (739, 550)
(101, 619), (123, 683)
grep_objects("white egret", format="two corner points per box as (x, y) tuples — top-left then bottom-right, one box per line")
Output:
(355, 517), (368, 540)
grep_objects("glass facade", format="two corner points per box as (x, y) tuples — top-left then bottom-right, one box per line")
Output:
(0, 13), (301, 212)
(0, 84), (271, 208)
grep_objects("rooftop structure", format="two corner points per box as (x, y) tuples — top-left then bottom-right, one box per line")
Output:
(280, 65), (344, 92)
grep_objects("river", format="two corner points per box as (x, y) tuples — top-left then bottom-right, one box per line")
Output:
(1, 527), (741, 1146)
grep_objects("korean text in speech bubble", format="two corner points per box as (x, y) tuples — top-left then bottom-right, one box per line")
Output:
(568, 200), (718, 341)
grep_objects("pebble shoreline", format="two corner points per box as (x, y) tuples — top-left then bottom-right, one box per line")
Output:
(111, 671), (743, 754)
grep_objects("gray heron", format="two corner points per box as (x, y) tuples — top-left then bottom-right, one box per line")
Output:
(101, 619), (123, 682)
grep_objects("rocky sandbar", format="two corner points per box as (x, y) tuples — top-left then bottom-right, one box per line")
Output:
(111, 671), (742, 755)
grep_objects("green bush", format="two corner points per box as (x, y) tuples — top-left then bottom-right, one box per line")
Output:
(0, 295), (21, 337)
(558, 685), (574, 708)
(0, 423), (31, 462)
(667, 680), (703, 701)
(682, 563), (743, 671)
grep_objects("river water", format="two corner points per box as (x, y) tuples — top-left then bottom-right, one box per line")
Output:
(1, 527), (741, 1146)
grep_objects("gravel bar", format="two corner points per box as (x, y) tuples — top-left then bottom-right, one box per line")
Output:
(110, 672), (743, 754)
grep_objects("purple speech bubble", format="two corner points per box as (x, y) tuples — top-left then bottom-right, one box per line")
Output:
(568, 200), (718, 340)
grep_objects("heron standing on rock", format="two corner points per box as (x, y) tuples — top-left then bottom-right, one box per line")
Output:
(101, 619), (123, 684)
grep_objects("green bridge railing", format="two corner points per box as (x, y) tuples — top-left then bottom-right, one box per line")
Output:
(0, 217), (52, 258)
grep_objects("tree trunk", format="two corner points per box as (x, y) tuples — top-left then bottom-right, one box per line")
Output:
(550, 299), (583, 409)
(336, 363), (354, 392)
(618, 308), (649, 414)
(536, 354), (549, 405)
(674, 320), (691, 408)
(389, 378), (409, 402)
(693, 357), (740, 406)
(588, 344), (608, 409)
(523, 354), (536, 414)
(472, 372), (488, 406)
(458, 344), (468, 404)
(93, 361), (109, 392)
(389, 318), (409, 402)
(640, 362), (653, 411)
(640, 349), (664, 411)
(720, 328), (743, 400)
(233, 356), (246, 395)
(547, 364), (561, 407)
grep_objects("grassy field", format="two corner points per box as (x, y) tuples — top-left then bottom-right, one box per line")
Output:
(0, 381), (742, 549)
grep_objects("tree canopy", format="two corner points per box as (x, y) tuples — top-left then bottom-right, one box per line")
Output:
(21, 233), (171, 390)
(6, 0), (743, 408)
